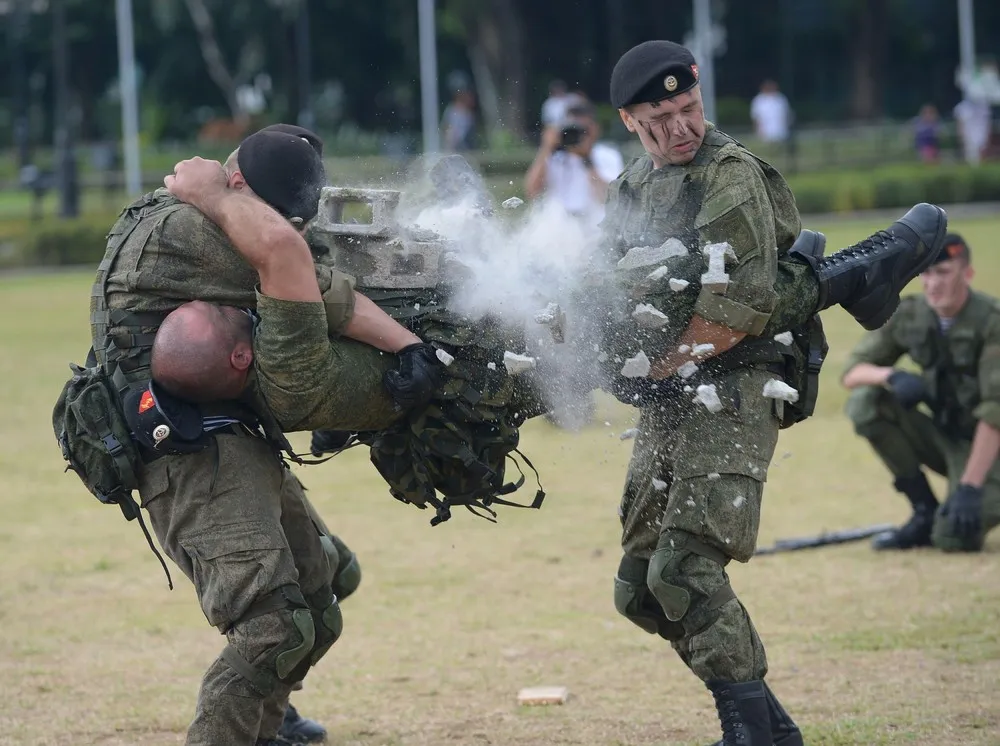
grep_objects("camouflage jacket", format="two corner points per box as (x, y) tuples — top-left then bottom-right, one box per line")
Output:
(845, 291), (1000, 439)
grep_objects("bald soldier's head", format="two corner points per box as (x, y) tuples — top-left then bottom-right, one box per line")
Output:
(151, 301), (255, 403)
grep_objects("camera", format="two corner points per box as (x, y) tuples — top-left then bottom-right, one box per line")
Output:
(557, 122), (587, 150)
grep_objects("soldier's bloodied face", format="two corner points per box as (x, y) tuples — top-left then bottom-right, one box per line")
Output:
(921, 258), (973, 317)
(619, 87), (706, 167)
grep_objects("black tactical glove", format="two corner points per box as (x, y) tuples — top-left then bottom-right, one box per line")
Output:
(310, 429), (354, 456)
(886, 370), (927, 409)
(608, 375), (686, 408)
(940, 483), (983, 541)
(382, 342), (446, 410)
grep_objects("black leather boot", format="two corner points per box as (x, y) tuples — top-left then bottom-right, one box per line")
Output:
(706, 680), (772, 745)
(708, 680), (803, 746)
(278, 704), (328, 744)
(872, 473), (938, 550)
(793, 203), (947, 330)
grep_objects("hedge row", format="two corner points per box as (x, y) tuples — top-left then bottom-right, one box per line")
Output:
(3, 162), (1000, 269)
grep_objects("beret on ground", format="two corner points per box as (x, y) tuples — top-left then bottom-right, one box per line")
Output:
(610, 40), (700, 108)
(237, 130), (327, 223)
(258, 123), (325, 157)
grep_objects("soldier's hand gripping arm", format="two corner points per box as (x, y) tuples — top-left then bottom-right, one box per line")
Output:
(649, 157), (778, 378)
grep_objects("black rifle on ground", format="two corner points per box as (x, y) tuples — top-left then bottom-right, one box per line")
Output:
(754, 523), (898, 556)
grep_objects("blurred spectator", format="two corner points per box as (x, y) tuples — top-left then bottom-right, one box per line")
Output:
(442, 89), (478, 152)
(954, 96), (992, 165)
(750, 79), (792, 143)
(541, 79), (571, 127)
(912, 104), (941, 163)
(524, 101), (624, 228)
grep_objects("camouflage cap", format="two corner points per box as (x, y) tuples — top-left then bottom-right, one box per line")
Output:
(610, 40), (700, 109)
(237, 129), (327, 224)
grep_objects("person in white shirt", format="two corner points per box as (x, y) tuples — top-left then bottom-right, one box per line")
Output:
(524, 102), (625, 228)
(541, 80), (571, 127)
(954, 97), (992, 165)
(750, 79), (792, 143)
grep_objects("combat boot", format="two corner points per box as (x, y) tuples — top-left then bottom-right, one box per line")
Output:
(872, 473), (938, 550)
(706, 680), (802, 746)
(278, 704), (328, 744)
(795, 203), (947, 330)
(706, 680), (772, 745)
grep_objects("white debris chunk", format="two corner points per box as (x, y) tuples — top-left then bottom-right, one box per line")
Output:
(646, 266), (670, 283)
(773, 331), (794, 346)
(762, 379), (800, 403)
(620, 350), (652, 378)
(685, 498), (697, 507)
(597, 350), (609, 363)
(732, 495), (746, 508)
(691, 343), (716, 357)
(620, 428), (639, 441)
(533, 302), (560, 325)
(669, 278), (690, 292)
(414, 303), (421, 311)
(677, 361), (699, 379)
(632, 303), (669, 329)
(683, 385), (694, 393)
(501, 197), (524, 209)
(701, 242), (737, 292)
(652, 478), (668, 491)
(487, 361), (497, 371)
(707, 473), (721, 480)
(503, 351), (537, 374)
(695, 384), (724, 413)
(617, 237), (688, 270)
(678, 344), (691, 354)
(435, 348), (455, 366)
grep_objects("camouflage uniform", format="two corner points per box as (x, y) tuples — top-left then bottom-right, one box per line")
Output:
(845, 291), (1000, 550)
(609, 126), (817, 683)
(91, 189), (366, 745)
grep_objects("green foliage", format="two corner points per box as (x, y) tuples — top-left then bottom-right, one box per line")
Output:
(786, 163), (1000, 214)
(0, 214), (114, 269)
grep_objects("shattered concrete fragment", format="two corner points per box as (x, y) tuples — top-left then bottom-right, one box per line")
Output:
(617, 237), (688, 270)
(691, 343), (716, 357)
(762, 379), (800, 403)
(503, 351), (537, 374)
(632, 303), (669, 329)
(732, 495), (746, 508)
(695, 384), (724, 413)
(620, 350), (652, 378)
(501, 197), (524, 209)
(701, 242), (737, 293)
(677, 361), (699, 379)
(487, 361), (497, 371)
(774, 331), (794, 346)
(619, 428), (639, 441)
(435, 348), (455, 366)
(646, 266), (670, 283)
(669, 278), (690, 292)
(652, 478), (668, 491)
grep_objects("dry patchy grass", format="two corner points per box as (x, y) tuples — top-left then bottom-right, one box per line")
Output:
(2, 214), (999, 746)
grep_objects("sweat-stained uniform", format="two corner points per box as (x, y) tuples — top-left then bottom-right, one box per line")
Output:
(90, 189), (368, 746)
(608, 125), (818, 684)
(844, 291), (1000, 550)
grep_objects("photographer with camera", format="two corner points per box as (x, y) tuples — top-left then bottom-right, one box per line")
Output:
(525, 101), (624, 228)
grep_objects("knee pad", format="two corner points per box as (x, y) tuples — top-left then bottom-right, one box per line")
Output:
(320, 533), (363, 601)
(613, 556), (685, 641)
(646, 534), (736, 639)
(309, 599), (344, 666)
(221, 586), (317, 695)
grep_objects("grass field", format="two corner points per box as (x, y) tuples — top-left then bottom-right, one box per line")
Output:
(2, 213), (999, 746)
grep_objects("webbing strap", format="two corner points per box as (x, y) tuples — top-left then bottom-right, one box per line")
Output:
(221, 583), (305, 634)
(706, 583), (737, 611)
(221, 644), (278, 697)
(685, 536), (736, 611)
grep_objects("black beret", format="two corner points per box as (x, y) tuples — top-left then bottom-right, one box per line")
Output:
(610, 40), (700, 109)
(258, 123), (325, 157)
(932, 233), (971, 265)
(237, 130), (327, 224)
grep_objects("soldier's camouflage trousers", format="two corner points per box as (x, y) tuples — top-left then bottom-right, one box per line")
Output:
(137, 429), (346, 746)
(846, 385), (1000, 551)
(614, 366), (780, 683)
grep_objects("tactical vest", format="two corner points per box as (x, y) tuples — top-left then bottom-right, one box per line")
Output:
(603, 128), (825, 427)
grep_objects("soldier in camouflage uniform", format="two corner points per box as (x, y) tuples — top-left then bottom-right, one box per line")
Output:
(602, 41), (948, 746)
(90, 126), (441, 746)
(843, 234), (1000, 552)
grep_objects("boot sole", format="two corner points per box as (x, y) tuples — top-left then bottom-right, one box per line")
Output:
(860, 205), (948, 330)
